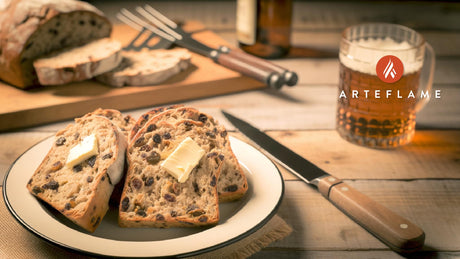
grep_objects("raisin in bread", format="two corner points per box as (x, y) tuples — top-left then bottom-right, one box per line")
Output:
(130, 106), (248, 202)
(119, 119), (224, 228)
(33, 38), (122, 85)
(80, 108), (136, 206)
(26, 115), (127, 232)
(96, 48), (191, 87)
(81, 108), (136, 139)
(129, 105), (183, 141)
(0, 0), (112, 88)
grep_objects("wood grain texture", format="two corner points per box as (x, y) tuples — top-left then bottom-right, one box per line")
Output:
(2, 83), (458, 132)
(2, 129), (458, 183)
(0, 132), (53, 183)
(180, 85), (460, 131)
(318, 176), (425, 253)
(266, 130), (460, 180)
(252, 250), (460, 259)
(274, 180), (460, 251)
(95, 1), (460, 32)
(219, 30), (460, 58)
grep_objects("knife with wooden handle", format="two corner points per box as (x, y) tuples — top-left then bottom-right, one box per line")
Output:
(213, 50), (284, 89)
(317, 175), (425, 252)
(222, 110), (425, 253)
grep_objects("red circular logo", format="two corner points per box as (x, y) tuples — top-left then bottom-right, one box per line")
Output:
(376, 55), (404, 83)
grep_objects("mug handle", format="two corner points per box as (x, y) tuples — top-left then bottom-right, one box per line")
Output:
(416, 42), (436, 112)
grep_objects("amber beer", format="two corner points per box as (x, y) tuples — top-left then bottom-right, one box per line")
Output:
(336, 24), (434, 149)
(337, 64), (420, 148)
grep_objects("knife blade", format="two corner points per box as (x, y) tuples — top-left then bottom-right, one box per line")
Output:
(222, 110), (425, 253)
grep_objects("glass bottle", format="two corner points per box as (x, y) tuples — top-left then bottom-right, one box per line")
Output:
(236, 0), (292, 59)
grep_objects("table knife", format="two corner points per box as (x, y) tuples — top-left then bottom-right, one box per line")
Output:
(222, 110), (425, 253)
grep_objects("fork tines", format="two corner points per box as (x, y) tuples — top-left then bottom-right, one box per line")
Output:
(136, 5), (184, 40)
(117, 6), (181, 44)
(117, 7), (179, 51)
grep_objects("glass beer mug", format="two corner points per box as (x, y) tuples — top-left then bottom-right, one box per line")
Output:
(336, 23), (435, 149)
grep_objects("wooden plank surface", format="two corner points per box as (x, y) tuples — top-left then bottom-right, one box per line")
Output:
(184, 85), (460, 131)
(96, 1), (460, 32)
(0, 23), (264, 132)
(252, 250), (460, 259)
(228, 130), (460, 181)
(265, 130), (460, 180)
(274, 180), (460, 251)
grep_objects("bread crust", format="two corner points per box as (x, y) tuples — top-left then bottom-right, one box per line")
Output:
(129, 106), (248, 202)
(129, 105), (183, 141)
(120, 119), (223, 228)
(26, 115), (127, 232)
(96, 48), (191, 87)
(33, 38), (122, 85)
(82, 108), (136, 138)
(0, 0), (111, 88)
(80, 108), (136, 206)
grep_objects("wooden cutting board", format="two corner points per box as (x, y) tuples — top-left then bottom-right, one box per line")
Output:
(0, 22), (265, 132)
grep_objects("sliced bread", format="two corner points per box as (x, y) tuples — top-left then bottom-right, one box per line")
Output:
(0, 0), (112, 88)
(129, 106), (248, 202)
(96, 48), (191, 87)
(82, 108), (136, 139)
(119, 119), (224, 228)
(80, 108), (136, 206)
(33, 38), (122, 85)
(128, 105), (183, 141)
(26, 115), (127, 232)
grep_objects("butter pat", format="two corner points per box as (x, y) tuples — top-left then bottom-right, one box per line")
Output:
(66, 134), (99, 168)
(160, 137), (205, 183)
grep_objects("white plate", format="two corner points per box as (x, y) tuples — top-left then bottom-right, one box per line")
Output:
(3, 136), (284, 258)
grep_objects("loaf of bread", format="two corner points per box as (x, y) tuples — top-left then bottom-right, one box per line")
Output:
(120, 118), (224, 227)
(129, 106), (248, 202)
(0, 0), (112, 88)
(33, 38), (122, 85)
(26, 115), (127, 232)
(96, 48), (191, 87)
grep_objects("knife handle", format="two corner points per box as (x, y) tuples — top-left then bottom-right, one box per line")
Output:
(218, 46), (298, 87)
(317, 176), (425, 253)
(211, 50), (284, 89)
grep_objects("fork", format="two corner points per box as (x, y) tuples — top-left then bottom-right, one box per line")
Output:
(118, 6), (298, 89)
(140, 5), (298, 86)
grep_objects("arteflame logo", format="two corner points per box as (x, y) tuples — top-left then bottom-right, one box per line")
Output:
(376, 55), (404, 83)
(384, 60), (396, 79)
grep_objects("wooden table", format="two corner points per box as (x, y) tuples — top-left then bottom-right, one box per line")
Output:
(1, 1), (459, 258)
